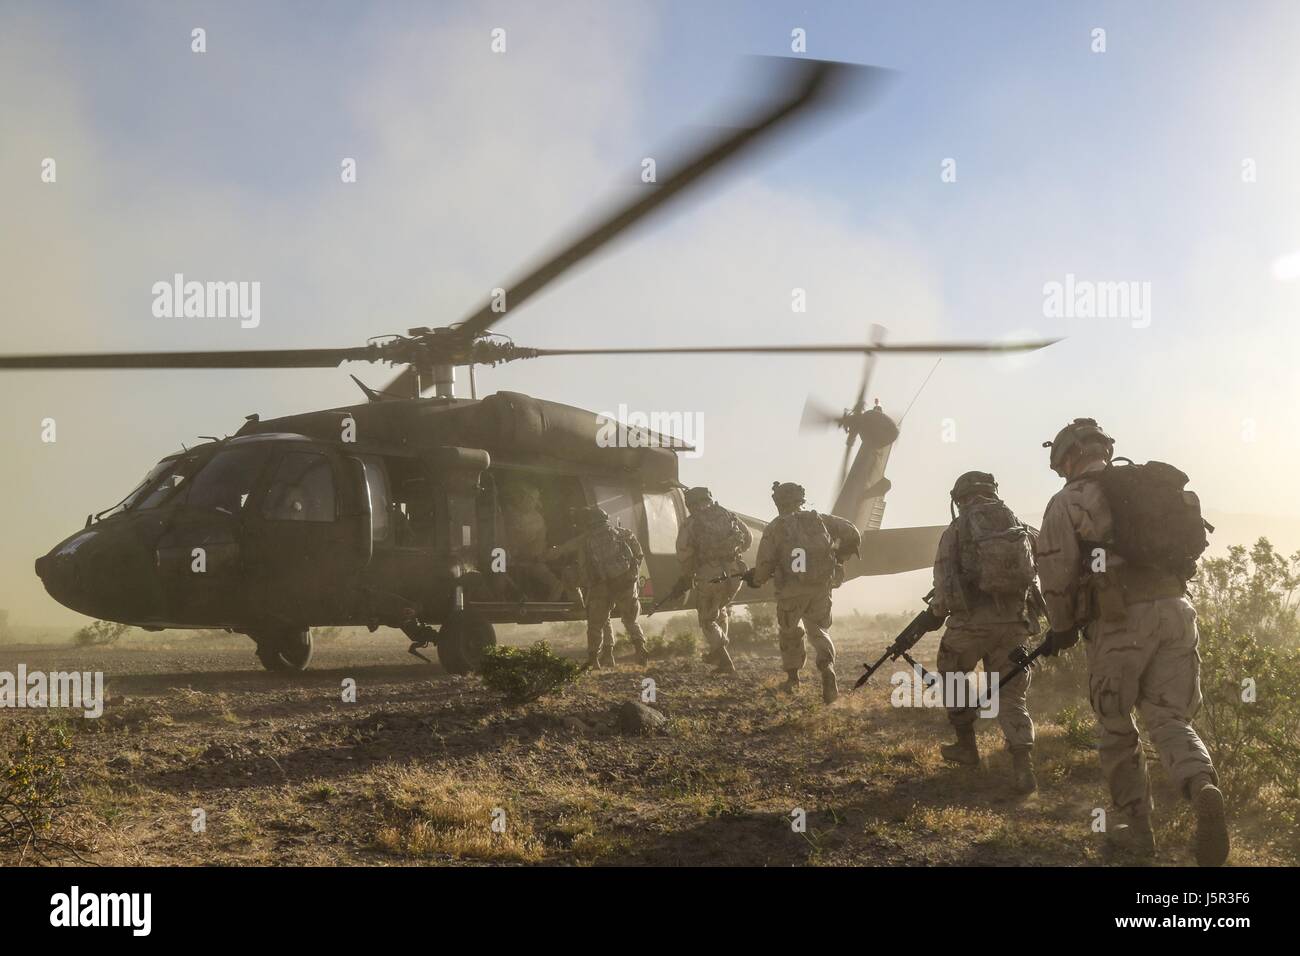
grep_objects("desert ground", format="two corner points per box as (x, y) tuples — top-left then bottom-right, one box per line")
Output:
(0, 613), (1285, 867)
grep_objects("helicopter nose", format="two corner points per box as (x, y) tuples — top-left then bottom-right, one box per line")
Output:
(36, 526), (161, 622)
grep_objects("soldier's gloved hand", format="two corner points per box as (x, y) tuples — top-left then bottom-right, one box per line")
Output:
(918, 607), (947, 633)
(1042, 627), (1081, 657)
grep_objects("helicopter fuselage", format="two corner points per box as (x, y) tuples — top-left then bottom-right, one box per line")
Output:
(34, 391), (773, 639)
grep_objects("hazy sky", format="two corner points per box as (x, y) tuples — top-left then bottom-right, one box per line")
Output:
(3, 1), (1299, 625)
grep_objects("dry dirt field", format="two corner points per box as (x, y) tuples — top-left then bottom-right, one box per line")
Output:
(0, 617), (1286, 867)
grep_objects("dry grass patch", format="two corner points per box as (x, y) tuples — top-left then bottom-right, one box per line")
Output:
(371, 765), (542, 863)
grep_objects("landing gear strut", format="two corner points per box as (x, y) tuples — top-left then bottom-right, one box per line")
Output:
(251, 626), (314, 672)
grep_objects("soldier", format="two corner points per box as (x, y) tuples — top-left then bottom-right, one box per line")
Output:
(576, 507), (649, 668)
(929, 471), (1040, 793)
(675, 486), (753, 675)
(1036, 418), (1228, 866)
(749, 481), (861, 703)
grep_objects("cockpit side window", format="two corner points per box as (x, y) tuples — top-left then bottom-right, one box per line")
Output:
(184, 444), (274, 515)
(262, 451), (337, 522)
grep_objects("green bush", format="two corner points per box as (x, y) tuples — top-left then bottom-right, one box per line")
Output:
(2, 721), (74, 858)
(644, 626), (698, 659)
(71, 620), (131, 647)
(1188, 540), (1300, 809)
(478, 642), (583, 704)
(730, 606), (778, 650)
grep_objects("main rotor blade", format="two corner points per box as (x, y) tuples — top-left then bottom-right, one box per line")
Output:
(0, 347), (374, 370)
(451, 58), (887, 342)
(530, 339), (1061, 358)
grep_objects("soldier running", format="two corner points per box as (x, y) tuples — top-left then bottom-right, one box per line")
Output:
(576, 507), (649, 668)
(675, 486), (753, 675)
(1036, 418), (1228, 865)
(928, 471), (1041, 793)
(748, 481), (861, 703)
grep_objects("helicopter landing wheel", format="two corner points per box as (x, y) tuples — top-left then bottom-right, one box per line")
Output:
(252, 627), (314, 673)
(436, 612), (496, 674)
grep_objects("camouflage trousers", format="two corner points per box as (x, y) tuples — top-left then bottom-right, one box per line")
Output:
(694, 562), (744, 652)
(585, 575), (646, 660)
(936, 621), (1034, 750)
(1086, 596), (1216, 819)
(776, 591), (835, 672)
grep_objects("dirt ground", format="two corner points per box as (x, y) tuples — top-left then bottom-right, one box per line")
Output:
(0, 617), (1285, 867)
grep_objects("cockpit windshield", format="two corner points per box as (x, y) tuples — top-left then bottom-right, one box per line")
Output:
(95, 455), (197, 520)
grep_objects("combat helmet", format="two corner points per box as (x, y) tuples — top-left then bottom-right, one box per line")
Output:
(683, 486), (714, 510)
(950, 471), (999, 503)
(771, 481), (806, 510)
(585, 506), (611, 527)
(1043, 418), (1114, 477)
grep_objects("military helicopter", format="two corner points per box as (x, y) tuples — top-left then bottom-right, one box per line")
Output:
(2, 59), (1055, 673)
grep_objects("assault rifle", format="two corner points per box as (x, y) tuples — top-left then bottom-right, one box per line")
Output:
(996, 632), (1059, 689)
(852, 589), (942, 690)
(648, 575), (692, 615)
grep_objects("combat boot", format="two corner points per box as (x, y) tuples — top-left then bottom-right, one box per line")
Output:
(1189, 774), (1229, 867)
(713, 646), (737, 676)
(586, 653), (601, 670)
(598, 646), (616, 668)
(1104, 814), (1156, 860)
(940, 724), (980, 766)
(1010, 746), (1037, 794)
(819, 664), (838, 704)
(633, 644), (649, 666)
(779, 670), (801, 694)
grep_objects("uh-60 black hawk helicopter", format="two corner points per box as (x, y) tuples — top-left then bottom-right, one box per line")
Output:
(3, 59), (1055, 674)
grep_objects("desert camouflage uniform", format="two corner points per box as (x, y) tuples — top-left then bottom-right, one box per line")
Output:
(675, 503), (753, 656)
(752, 510), (859, 672)
(931, 522), (1036, 750)
(578, 525), (648, 663)
(1037, 460), (1216, 820)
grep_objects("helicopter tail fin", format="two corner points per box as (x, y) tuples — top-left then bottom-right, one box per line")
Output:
(830, 412), (897, 532)
(829, 411), (945, 578)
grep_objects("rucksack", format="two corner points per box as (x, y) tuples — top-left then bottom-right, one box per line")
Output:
(585, 525), (638, 582)
(1095, 459), (1210, 580)
(957, 499), (1037, 599)
(693, 505), (749, 563)
(780, 511), (836, 586)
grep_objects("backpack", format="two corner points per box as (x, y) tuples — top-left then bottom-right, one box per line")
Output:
(957, 499), (1037, 599)
(780, 511), (836, 586)
(693, 505), (749, 563)
(1095, 459), (1210, 580)
(585, 525), (638, 582)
